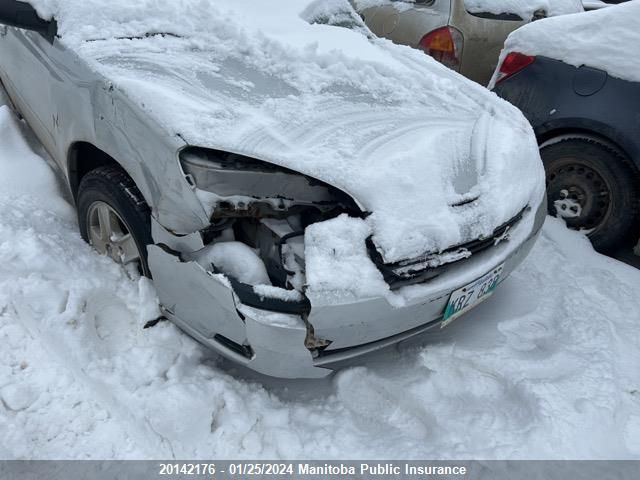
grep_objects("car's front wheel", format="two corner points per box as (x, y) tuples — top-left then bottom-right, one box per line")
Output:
(77, 166), (152, 276)
(541, 136), (639, 252)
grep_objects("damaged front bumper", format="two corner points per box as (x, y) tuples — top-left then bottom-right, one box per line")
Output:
(148, 200), (546, 379)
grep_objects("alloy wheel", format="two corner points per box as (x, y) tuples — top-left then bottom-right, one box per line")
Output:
(87, 201), (142, 268)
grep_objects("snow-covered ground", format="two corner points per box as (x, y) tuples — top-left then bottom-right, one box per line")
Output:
(1, 91), (639, 459)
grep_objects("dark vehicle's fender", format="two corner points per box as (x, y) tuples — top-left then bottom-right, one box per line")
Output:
(493, 55), (640, 172)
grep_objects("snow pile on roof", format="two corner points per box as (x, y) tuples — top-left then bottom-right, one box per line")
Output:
(25, 0), (545, 263)
(354, 0), (583, 17)
(2, 97), (640, 458)
(492, 1), (640, 86)
(465, 0), (583, 18)
(352, 0), (418, 12)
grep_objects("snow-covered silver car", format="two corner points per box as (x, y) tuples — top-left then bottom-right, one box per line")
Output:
(0, 0), (546, 378)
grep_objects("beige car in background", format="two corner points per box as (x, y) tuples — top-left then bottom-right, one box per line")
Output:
(354, 0), (583, 85)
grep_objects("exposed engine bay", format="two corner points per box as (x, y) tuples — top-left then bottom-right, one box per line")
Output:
(178, 148), (363, 306)
(144, 148), (531, 364)
(173, 148), (525, 311)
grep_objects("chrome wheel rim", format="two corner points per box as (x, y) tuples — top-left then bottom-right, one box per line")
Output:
(87, 201), (141, 267)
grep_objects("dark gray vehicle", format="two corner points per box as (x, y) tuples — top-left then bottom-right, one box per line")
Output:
(492, 21), (640, 252)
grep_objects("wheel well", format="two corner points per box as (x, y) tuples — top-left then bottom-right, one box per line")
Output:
(538, 128), (624, 157)
(68, 142), (120, 201)
(537, 128), (640, 178)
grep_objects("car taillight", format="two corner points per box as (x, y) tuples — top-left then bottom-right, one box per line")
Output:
(418, 26), (463, 71)
(495, 52), (535, 84)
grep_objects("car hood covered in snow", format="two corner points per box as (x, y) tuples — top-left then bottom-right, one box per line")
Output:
(28, 0), (545, 263)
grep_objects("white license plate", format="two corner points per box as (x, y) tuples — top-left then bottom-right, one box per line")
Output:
(441, 264), (504, 328)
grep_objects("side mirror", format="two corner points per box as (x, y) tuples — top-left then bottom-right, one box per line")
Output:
(0, 0), (57, 42)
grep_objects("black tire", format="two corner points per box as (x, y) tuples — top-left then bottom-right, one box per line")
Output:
(541, 137), (639, 253)
(77, 166), (152, 276)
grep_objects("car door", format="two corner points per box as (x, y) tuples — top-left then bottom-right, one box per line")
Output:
(357, 0), (451, 49)
(450, 3), (526, 85)
(0, 27), (60, 156)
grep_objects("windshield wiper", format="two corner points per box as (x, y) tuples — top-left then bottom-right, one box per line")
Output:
(85, 32), (182, 42)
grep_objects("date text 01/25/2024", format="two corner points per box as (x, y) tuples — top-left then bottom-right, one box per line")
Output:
(158, 462), (468, 476)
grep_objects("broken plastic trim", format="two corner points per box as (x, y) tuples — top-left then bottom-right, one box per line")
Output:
(213, 334), (254, 359)
(226, 276), (311, 315)
(155, 242), (310, 316)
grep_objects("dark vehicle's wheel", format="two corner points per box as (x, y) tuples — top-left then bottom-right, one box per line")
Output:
(541, 137), (639, 252)
(77, 166), (152, 276)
